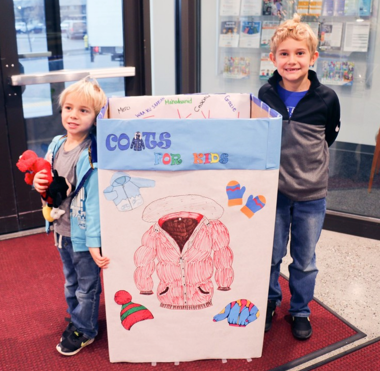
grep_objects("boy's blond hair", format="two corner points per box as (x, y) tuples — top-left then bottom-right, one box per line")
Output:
(59, 76), (107, 117)
(270, 14), (318, 55)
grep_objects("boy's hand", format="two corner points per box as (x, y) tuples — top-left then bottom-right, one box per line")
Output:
(89, 247), (110, 269)
(33, 170), (50, 193)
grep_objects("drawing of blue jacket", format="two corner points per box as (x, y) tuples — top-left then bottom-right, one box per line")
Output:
(103, 172), (155, 211)
(130, 132), (145, 151)
(213, 299), (260, 327)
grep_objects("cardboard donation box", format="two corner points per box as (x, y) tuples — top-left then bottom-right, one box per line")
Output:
(97, 93), (282, 363)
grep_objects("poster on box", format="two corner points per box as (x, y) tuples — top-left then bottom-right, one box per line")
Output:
(223, 56), (251, 79)
(97, 94), (282, 363)
(239, 21), (261, 48)
(219, 21), (240, 47)
(108, 94), (251, 120)
(241, 0), (262, 15)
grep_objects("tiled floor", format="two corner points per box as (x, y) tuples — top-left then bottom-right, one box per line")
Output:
(280, 229), (380, 370)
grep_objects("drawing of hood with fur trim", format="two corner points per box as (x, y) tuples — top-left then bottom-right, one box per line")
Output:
(134, 195), (234, 310)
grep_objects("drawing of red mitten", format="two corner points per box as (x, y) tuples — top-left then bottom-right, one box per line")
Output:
(226, 180), (246, 206)
(241, 195), (266, 218)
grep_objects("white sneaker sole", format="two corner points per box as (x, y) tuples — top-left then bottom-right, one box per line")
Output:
(56, 338), (94, 356)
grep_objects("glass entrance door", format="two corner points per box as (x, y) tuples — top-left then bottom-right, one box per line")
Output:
(14, 0), (127, 156)
(0, 0), (149, 235)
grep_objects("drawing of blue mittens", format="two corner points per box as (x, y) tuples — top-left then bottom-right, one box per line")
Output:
(226, 180), (246, 206)
(241, 195), (266, 218)
(213, 299), (260, 327)
(103, 172), (155, 212)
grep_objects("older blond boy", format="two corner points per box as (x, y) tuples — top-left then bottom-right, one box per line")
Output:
(34, 77), (110, 354)
(258, 14), (341, 339)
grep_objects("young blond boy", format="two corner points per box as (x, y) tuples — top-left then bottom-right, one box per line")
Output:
(258, 14), (341, 339)
(34, 77), (110, 355)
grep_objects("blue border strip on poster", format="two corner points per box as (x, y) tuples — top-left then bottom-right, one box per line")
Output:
(97, 117), (282, 171)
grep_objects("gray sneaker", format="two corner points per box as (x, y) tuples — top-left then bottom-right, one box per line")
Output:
(291, 316), (312, 340)
(56, 330), (94, 356)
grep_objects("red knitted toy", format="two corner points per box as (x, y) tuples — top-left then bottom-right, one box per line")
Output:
(16, 150), (53, 204)
(16, 150), (73, 222)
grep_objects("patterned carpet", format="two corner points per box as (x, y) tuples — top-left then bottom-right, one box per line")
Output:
(0, 233), (365, 371)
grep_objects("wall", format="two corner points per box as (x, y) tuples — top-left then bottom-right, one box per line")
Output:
(201, 0), (380, 147)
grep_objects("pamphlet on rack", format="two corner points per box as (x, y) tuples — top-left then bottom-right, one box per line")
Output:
(309, 0), (322, 15)
(296, 0), (322, 16)
(241, 0), (262, 15)
(297, 0), (310, 15)
(219, 21), (240, 47)
(323, 0), (371, 15)
(319, 22), (343, 51)
(343, 21), (370, 52)
(320, 60), (354, 86)
(220, 0), (241, 16)
(344, 0), (359, 15)
(259, 53), (275, 80)
(260, 21), (279, 48)
(262, 0), (282, 15)
(334, 0), (345, 16)
(307, 22), (320, 40)
(359, 0), (372, 15)
(322, 0), (334, 15)
(239, 21), (261, 48)
(223, 55), (251, 79)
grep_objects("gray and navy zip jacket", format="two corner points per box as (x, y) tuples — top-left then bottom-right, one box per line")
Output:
(258, 70), (341, 201)
(45, 134), (101, 252)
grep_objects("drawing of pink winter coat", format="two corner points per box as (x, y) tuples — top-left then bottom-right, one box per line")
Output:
(134, 195), (234, 310)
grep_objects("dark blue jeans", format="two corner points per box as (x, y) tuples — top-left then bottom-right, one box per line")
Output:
(268, 192), (326, 317)
(55, 233), (101, 339)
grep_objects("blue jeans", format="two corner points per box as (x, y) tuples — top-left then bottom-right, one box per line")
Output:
(56, 233), (101, 339)
(268, 192), (326, 317)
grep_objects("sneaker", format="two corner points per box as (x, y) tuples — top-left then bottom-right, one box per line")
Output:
(265, 300), (277, 332)
(56, 330), (94, 356)
(60, 321), (76, 342)
(291, 316), (312, 340)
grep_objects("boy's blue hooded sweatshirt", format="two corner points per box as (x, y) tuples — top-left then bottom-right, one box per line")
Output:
(46, 134), (101, 252)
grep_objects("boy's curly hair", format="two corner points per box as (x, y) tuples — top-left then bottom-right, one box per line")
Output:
(59, 76), (107, 117)
(270, 14), (318, 55)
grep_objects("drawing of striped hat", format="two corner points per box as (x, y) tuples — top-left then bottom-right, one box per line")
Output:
(114, 290), (154, 330)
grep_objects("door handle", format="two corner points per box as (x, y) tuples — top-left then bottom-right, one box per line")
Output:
(9, 67), (135, 86)
(18, 52), (52, 59)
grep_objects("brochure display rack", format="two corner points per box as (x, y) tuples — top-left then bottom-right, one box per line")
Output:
(217, 0), (375, 87)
